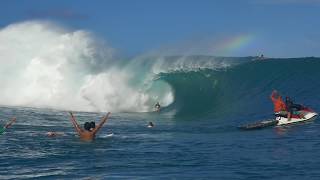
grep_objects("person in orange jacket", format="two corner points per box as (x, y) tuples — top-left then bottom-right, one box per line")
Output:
(270, 90), (287, 117)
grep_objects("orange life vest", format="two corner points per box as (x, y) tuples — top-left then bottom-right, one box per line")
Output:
(271, 96), (286, 112)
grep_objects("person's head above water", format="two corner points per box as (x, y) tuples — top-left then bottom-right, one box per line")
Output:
(84, 122), (91, 131)
(84, 121), (96, 131)
(90, 121), (95, 127)
(90, 121), (95, 129)
(148, 122), (154, 127)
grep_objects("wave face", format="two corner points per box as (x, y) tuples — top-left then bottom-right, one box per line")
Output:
(1, 21), (320, 116)
(159, 58), (320, 117)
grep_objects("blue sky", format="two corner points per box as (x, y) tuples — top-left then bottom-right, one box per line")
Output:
(1, 0), (320, 57)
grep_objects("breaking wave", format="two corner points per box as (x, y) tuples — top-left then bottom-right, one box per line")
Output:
(1, 21), (319, 117)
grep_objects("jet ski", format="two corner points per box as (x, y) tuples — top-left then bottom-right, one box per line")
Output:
(239, 106), (317, 130)
(275, 107), (318, 126)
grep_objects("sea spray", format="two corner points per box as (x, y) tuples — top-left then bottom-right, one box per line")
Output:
(0, 21), (178, 112)
(0, 21), (240, 113)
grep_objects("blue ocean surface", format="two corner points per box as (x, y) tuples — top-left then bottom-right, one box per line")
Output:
(1, 58), (320, 179)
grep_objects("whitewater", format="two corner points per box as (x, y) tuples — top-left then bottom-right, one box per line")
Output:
(0, 21), (171, 112)
(1, 21), (320, 179)
(0, 21), (253, 114)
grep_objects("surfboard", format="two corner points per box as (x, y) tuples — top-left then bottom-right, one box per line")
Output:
(239, 119), (278, 130)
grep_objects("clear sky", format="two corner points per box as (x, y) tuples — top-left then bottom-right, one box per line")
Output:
(1, 0), (320, 57)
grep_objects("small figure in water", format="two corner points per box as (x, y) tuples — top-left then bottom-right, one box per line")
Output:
(46, 131), (65, 137)
(69, 112), (111, 141)
(155, 102), (161, 112)
(148, 122), (154, 128)
(0, 117), (16, 135)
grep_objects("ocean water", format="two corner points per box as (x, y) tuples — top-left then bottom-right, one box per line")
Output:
(1, 58), (320, 179)
(1, 21), (320, 179)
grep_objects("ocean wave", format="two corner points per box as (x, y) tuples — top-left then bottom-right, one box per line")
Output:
(1, 21), (319, 116)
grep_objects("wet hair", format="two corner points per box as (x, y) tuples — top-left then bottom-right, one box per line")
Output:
(84, 122), (91, 131)
(90, 121), (95, 129)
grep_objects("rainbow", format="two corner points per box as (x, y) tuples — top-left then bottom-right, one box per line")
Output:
(214, 34), (254, 56)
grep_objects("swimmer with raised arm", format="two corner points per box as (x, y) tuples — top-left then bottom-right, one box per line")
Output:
(0, 117), (16, 135)
(69, 112), (111, 141)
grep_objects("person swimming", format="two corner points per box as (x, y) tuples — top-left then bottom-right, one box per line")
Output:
(46, 131), (65, 137)
(0, 117), (16, 135)
(69, 112), (111, 141)
(148, 122), (154, 128)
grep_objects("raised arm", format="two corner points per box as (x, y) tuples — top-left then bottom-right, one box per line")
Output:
(4, 117), (16, 129)
(93, 112), (111, 134)
(270, 90), (277, 101)
(69, 112), (82, 135)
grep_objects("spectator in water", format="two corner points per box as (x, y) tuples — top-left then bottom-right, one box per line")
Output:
(148, 122), (154, 128)
(0, 117), (16, 135)
(69, 112), (111, 141)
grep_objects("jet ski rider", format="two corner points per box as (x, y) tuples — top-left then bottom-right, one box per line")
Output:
(285, 96), (305, 120)
(270, 90), (305, 120)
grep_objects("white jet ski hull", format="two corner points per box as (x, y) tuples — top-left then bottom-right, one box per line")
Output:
(276, 111), (318, 126)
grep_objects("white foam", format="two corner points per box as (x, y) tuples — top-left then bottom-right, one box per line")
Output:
(0, 21), (174, 112)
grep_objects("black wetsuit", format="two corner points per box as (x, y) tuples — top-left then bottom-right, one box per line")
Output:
(286, 99), (303, 113)
(286, 99), (293, 114)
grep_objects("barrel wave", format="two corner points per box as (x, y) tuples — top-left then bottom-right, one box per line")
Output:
(158, 58), (320, 118)
(0, 21), (319, 118)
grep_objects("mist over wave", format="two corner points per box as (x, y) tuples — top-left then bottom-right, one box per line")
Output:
(0, 21), (233, 113)
(0, 21), (173, 112)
